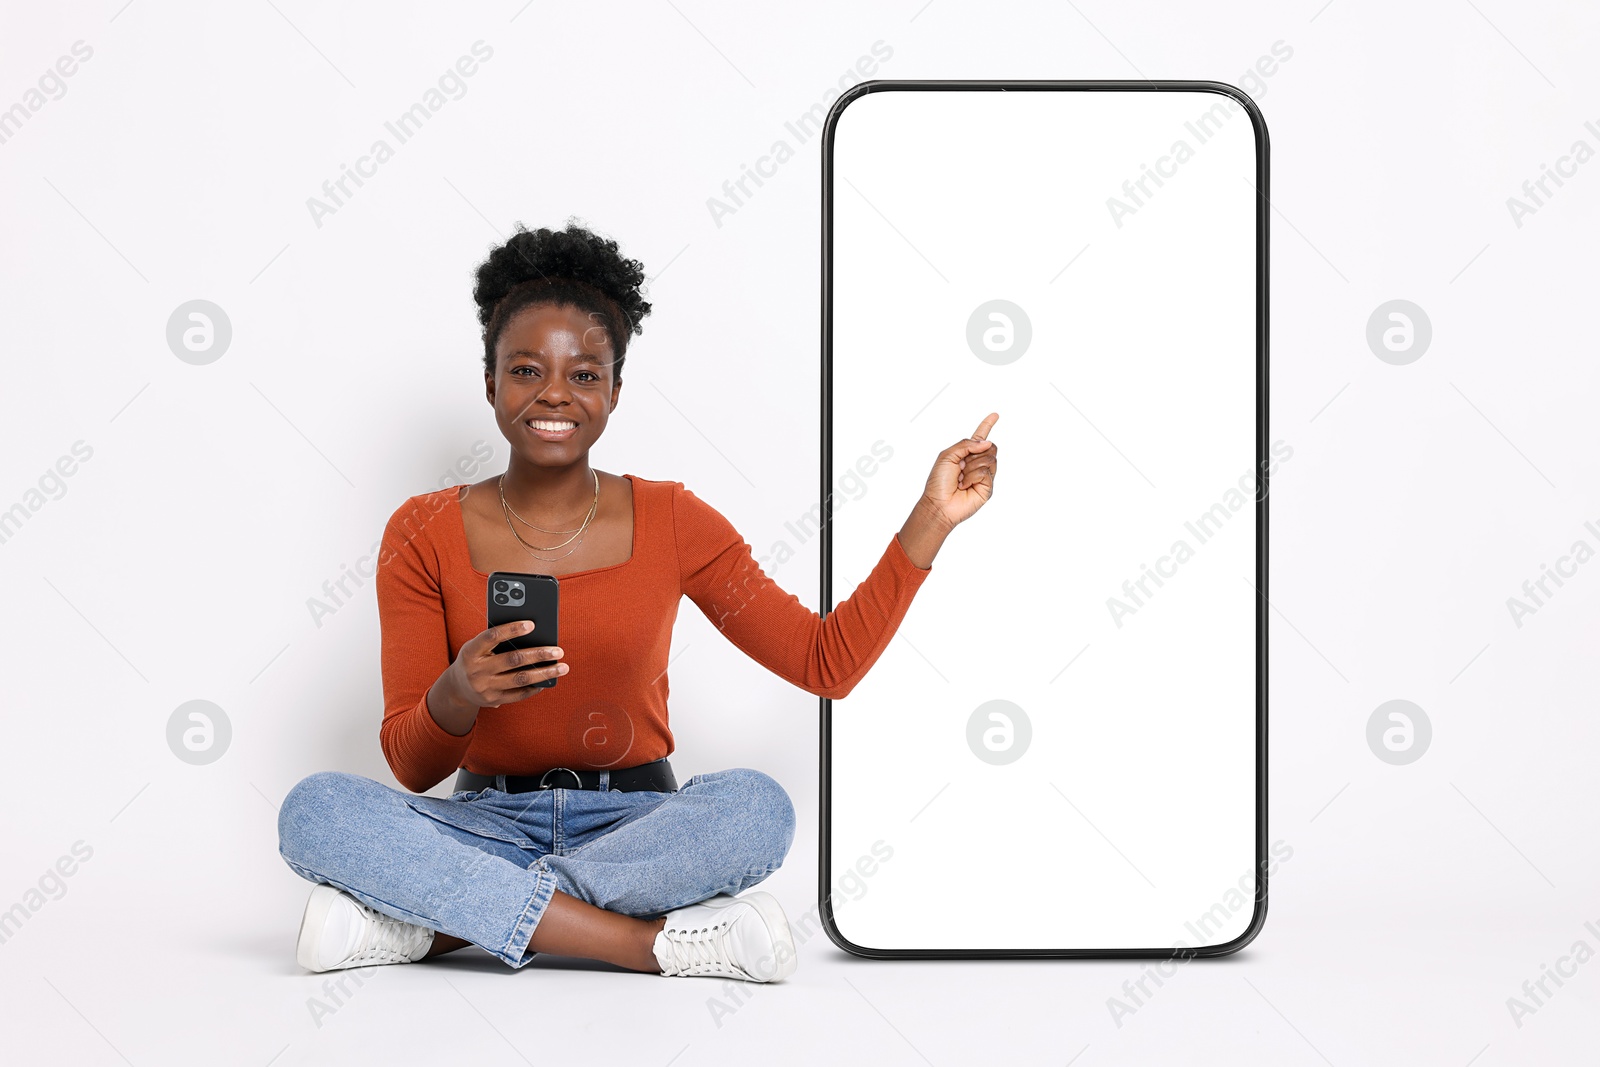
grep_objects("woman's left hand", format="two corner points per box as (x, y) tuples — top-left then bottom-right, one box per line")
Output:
(920, 412), (1000, 530)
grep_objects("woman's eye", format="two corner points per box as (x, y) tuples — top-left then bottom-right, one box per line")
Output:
(577, 372), (598, 382)
(511, 366), (535, 377)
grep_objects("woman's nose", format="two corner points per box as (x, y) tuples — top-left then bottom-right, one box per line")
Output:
(536, 378), (571, 404)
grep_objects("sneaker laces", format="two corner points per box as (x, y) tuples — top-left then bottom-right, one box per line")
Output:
(346, 900), (433, 966)
(657, 918), (743, 977)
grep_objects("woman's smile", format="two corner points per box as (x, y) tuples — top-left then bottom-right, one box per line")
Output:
(525, 416), (579, 442)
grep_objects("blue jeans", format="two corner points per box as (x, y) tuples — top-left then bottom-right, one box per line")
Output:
(276, 767), (796, 968)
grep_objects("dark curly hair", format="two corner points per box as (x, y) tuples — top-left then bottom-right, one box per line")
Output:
(472, 218), (652, 380)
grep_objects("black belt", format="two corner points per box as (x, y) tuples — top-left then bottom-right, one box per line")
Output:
(453, 757), (677, 795)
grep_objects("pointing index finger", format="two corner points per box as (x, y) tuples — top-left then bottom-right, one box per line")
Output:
(971, 412), (999, 441)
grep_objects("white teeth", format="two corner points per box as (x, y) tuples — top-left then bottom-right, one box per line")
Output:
(529, 420), (576, 431)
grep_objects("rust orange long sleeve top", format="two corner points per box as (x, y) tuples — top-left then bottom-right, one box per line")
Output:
(374, 473), (934, 793)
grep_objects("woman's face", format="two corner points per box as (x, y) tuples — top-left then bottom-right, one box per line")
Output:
(486, 302), (621, 467)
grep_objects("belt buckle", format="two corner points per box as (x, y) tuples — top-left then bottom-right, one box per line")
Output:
(538, 766), (583, 790)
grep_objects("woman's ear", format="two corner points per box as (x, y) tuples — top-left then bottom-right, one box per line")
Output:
(484, 369), (496, 406)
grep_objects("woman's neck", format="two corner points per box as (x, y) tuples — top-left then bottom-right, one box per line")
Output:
(500, 456), (599, 524)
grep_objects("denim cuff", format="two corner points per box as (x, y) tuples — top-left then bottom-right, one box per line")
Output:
(497, 864), (559, 968)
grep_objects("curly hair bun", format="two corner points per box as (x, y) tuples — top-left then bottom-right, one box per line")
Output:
(473, 218), (652, 378)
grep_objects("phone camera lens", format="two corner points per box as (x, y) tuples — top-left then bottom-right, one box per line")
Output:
(494, 580), (509, 592)
(494, 593), (509, 605)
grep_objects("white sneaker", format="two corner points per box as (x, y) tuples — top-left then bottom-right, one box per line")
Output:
(295, 883), (435, 973)
(652, 891), (797, 982)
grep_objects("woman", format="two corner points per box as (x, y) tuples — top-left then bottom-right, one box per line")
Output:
(276, 220), (999, 982)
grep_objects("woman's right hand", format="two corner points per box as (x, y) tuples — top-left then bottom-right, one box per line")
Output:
(427, 621), (569, 733)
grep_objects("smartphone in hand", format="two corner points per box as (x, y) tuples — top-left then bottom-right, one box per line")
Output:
(486, 571), (560, 689)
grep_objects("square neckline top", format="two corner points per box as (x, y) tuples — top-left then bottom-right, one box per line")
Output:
(450, 471), (638, 581)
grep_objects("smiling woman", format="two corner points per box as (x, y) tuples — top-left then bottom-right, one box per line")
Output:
(274, 217), (999, 988)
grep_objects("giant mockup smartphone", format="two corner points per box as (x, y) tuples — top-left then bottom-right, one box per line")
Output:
(821, 81), (1269, 958)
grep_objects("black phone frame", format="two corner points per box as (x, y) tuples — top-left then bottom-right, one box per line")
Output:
(486, 570), (561, 688)
(818, 79), (1270, 960)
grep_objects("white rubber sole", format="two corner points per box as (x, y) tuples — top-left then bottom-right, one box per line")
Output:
(294, 883), (346, 973)
(736, 891), (798, 982)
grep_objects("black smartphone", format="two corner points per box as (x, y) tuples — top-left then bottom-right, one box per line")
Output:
(485, 571), (560, 689)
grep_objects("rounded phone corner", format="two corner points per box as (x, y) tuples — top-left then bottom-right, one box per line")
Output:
(820, 896), (891, 959)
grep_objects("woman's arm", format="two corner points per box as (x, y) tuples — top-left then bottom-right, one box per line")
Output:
(675, 480), (931, 700)
(374, 499), (476, 793)
(672, 414), (1000, 699)
(895, 496), (953, 570)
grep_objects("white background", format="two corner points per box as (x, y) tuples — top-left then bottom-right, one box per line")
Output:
(828, 88), (1259, 951)
(1, 1), (1597, 1064)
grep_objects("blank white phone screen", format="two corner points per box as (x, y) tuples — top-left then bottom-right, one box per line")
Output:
(825, 85), (1264, 952)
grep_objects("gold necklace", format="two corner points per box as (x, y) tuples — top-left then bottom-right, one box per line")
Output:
(498, 470), (598, 543)
(498, 471), (599, 562)
(502, 470), (594, 534)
